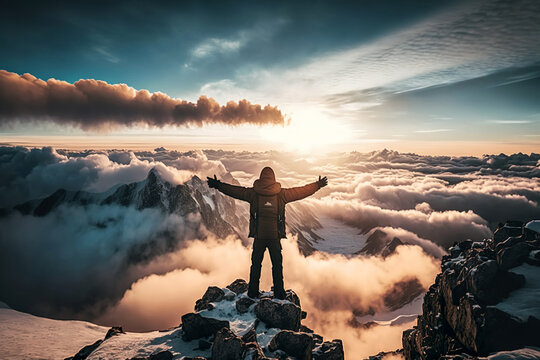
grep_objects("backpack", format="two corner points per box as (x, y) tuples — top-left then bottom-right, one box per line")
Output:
(255, 193), (279, 239)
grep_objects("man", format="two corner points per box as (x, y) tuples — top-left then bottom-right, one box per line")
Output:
(207, 167), (327, 299)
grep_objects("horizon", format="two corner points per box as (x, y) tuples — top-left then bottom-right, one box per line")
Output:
(1, 0), (539, 154)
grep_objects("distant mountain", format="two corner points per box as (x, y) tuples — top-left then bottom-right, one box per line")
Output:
(355, 229), (405, 257)
(8, 168), (323, 253)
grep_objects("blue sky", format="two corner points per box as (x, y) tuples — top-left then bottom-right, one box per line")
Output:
(1, 0), (539, 154)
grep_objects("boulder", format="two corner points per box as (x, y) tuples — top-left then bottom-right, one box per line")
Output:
(285, 289), (301, 307)
(467, 260), (525, 304)
(244, 342), (266, 360)
(241, 325), (258, 343)
(254, 298), (301, 331)
(497, 242), (530, 270)
(212, 327), (245, 360)
(269, 330), (313, 360)
(236, 296), (256, 313)
(195, 286), (225, 311)
(198, 339), (212, 350)
(313, 339), (345, 360)
(181, 312), (229, 340)
(227, 278), (249, 294)
(149, 351), (173, 360)
(104, 326), (125, 339)
(494, 223), (523, 244)
(69, 339), (103, 360)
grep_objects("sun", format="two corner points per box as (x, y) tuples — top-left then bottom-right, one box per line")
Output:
(259, 108), (356, 153)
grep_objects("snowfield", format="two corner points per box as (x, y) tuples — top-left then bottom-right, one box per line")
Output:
(0, 302), (108, 360)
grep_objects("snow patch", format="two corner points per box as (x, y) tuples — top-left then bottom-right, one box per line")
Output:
(202, 194), (216, 210)
(486, 346), (540, 359)
(310, 215), (367, 254)
(525, 220), (540, 234)
(0, 307), (108, 360)
(493, 264), (540, 322)
(355, 294), (424, 326)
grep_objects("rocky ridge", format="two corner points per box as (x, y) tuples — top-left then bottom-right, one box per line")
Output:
(401, 220), (540, 359)
(66, 279), (344, 360)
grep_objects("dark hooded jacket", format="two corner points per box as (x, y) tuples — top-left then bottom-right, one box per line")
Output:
(216, 167), (320, 239)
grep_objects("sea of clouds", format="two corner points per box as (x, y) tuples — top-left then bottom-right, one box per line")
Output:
(0, 146), (538, 357)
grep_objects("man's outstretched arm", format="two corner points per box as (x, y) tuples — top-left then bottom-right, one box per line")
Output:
(282, 176), (327, 203)
(207, 175), (252, 202)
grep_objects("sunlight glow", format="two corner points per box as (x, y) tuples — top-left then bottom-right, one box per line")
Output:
(259, 108), (357, 153)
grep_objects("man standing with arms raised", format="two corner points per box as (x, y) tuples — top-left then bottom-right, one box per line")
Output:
(207, 167), (327, 299)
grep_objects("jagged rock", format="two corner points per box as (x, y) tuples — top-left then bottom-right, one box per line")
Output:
(402, 221), (540, 359)
(236, 296), (256, 313)
(364, 349), (402, 360)
(254, 298), (301, 331)
(268, 330), (314, 360)
(181, 312), (229, 340)
(494, 236), (521, 253)
(459, 239), (473, 252)
(285, 289), (301, 307)
(198, 339), (212, 350)
(224, 289), (236, 301)
(182, 358), (207, 360)
(313, 333), (324, 344)
(383, 278), (424, 311)
(497, 242), (530, 270)
(244, 342), (266, 360)
(227, 278), (249, 294)
(212, 327), (245, 360)
(241, 325), (258, 343)
(195, 286), (225, 311)
(468, 262), (525, 305)
(149, 351), (174, 360)
(68, 339), (103, 360)
(313, 339), (345, 360)
(300, 324), (314, 333)
(104, 326), (125, 339)
(493, 222), (523, 244)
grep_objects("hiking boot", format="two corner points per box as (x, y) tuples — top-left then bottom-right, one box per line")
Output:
(247, 288), (259, 299)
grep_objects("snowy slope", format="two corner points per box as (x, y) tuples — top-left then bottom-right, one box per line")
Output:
(306, 215), (367, 254)
(0, 303), (108, 360)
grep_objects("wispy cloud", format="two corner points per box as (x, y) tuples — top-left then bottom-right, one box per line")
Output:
(414, 129), (453, 133)
(488, 120), (532, 124)
(189, 19), (286, 61)
(191, 38), (244, 59)
(201, 0), (540, 112)
(93, 47), (120, 63)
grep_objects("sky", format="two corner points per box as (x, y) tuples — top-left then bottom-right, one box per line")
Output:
(1, 0), (539, 155)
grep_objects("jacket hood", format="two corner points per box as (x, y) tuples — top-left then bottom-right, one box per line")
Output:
(253, 167), (281, 195)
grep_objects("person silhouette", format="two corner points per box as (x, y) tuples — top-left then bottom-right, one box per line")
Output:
(207, 167), (327, 299)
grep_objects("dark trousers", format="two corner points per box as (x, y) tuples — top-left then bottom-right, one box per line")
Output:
(248, 237), (285, 297)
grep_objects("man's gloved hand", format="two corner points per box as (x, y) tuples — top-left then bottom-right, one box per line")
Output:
(317, 175), (328, 188)
(207, 174), (221, 189)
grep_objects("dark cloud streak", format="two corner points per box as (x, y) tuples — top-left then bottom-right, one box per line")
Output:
(0, 70), (284, 131)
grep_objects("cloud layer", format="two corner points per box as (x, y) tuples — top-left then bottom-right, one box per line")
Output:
(0, 70), (284, 131)
(0, 146), (538, 357)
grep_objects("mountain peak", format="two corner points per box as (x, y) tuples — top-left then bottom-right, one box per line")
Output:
(65, 279), (345, 360)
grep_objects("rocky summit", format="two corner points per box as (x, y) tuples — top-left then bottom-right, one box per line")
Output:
(402, 220), (540, 359)
(65, 278), (344, 360)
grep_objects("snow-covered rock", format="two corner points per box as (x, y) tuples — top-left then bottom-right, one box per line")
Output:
(402, 220), (540, 359)
(59, 279), (345, 360)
